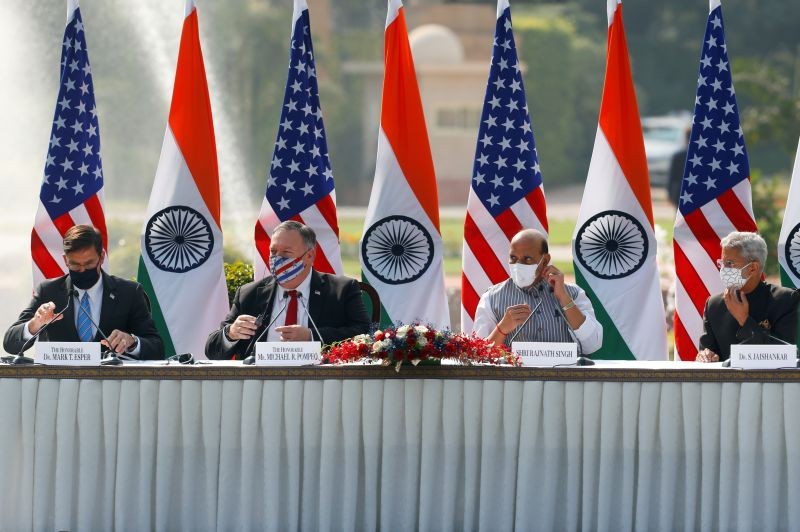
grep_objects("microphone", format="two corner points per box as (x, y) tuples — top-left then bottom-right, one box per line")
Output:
(7, 294), (75, 365)
(551, 289), (594, 366)
(72, 289), (121, 366)
(242, 291), (290, 365)
(507, 298), (545, 344)
(297, 291), (325, 345)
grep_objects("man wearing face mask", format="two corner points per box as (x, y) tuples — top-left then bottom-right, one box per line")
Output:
(205, 221), (370, 359)
(473, 229), (603, 353)
(3, 225), (163, 358)
(696, 231), (800, 363)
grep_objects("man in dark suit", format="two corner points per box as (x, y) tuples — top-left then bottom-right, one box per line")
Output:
(205, 221), (370, 360)
(696, 231), (800, 362)
(4, 225), (163, 359)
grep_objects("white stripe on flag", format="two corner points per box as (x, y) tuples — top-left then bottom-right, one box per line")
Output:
(674, 278), (704, 343)
(299, 203), (343, 275)
(467, 195), (514, 268)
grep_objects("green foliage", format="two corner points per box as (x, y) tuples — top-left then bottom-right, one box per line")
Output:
(750, 173), (785, 277)
(224, 261), (254, 305)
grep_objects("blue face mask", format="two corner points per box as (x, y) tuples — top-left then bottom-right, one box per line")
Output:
(69, 266), (100, 290)
(269, 251), (308, 285)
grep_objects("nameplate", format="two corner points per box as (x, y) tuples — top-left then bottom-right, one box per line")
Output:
(255, 342), (321, 366)
(36, 342), (102, 366)
(512, 342), (578, 366)
(729, 344), (797, 369)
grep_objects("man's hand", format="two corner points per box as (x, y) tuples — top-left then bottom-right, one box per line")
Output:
(723, 287), (749, 326)
(103, 330), (137, 354)
(274, 325), (312, 342)
(542, 265), (569, 302)
(28, 302), (61, 335)
(696, 348), (720, 363)
(498, 303), (532, 334)
(226, 315), (259, 341)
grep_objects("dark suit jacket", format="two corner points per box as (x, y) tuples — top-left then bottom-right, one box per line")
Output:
(205, 270), (370, 360)
(3, 273), (164, 359)
(699, 282), (800, 360)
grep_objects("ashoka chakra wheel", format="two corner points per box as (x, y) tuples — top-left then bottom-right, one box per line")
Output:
(361, 215), (434, 285)
(145, 206), (214, 273)
(784, 223), (800, 280)
(575, 210), (648, 280)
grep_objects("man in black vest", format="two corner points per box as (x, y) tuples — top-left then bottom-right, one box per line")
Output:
(4, 225), (163, 358)
(205, 221), (370, 359)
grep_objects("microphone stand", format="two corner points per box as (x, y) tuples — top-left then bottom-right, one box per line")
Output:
(507, 298), (544, 344)
(552, 293), (594, 366)
(297, 292), (325, 346)
(9, 297), (74, 365)
(242, 293), (290, 365)
(72, 290), (121, 366)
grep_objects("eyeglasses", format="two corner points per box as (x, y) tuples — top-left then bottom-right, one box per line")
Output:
(715, 259), (752, 270)
(166, 353), (194, 365)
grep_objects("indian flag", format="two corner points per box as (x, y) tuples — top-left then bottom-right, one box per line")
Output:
(570, 0), (667, 360)
(779, 137), (800, 289)
(359, 0), (449, 329)
(137, 0), (229, 358)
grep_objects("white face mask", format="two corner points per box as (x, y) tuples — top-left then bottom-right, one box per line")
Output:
(509, 262), (538, 288)
(719, 263), (752, 290)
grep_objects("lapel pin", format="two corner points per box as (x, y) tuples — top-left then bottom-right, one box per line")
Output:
(314, 290), (321, 295)
(110, 293), (115, 300)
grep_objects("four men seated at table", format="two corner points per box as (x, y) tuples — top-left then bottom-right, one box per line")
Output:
(473, 229), (603, 354)
(5, 223), (799, 363)
(696, 231), (800, 363)
(204, 220), (371, 360)
(3, 225), (163, 359)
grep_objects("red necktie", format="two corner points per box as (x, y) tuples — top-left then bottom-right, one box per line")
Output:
(284, 290), (298, 326)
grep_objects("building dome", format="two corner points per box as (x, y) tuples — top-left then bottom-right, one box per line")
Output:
(409, 24), (464, 65)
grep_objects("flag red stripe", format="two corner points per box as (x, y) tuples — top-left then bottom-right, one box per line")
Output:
(31, 230), (64, 279)
(673, 313), (698, 361)
(83, 194), (108, 250)
(494, 208), (523, 241)
(461, 273), (480, 321)
(682, 209), (722, 265)
(254, 223), (272, 265)
(525, 187), (548, 233)
(464, 214), (509, 285)
(314, 194), (340, 238)
(717, 188), (757, 232)
(673, 242), (710, 315)
(52, 212), (77, 237)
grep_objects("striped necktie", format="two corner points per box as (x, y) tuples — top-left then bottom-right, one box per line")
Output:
(77, 293), (94, 342)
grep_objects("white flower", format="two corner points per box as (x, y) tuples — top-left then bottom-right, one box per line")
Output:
(417, 336), (427, 348)
(372, 339), (390, 354)
(396, 325), (410, 339)
(352, 334), (370, 345)
(414, 325), (429, 335)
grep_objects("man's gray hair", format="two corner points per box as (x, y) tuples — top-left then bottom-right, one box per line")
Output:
(720, 231), (767, 267)
(273, 220), (317, 250)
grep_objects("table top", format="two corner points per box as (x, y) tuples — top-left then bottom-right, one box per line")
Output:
(1, 359), (800, 382)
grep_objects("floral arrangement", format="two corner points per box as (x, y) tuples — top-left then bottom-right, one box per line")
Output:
(324, 323), (521, 370)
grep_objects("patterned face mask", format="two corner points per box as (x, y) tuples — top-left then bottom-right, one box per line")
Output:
(719, 262), (752, 290)
(269, 250), (308, 285)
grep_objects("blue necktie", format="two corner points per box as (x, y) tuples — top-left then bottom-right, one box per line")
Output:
(77, 293), (93, 342)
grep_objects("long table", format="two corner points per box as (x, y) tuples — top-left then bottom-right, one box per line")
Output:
(1, 361), (798, 531)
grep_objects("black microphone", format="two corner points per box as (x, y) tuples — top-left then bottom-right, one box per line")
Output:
(551, 288), (594, 367)
(297, 291), (325, 345)
(242, 292), (290, 365)
(7, 294), (75, 365)
(507, 298), (544, 344)
(72, 289), (121, 366)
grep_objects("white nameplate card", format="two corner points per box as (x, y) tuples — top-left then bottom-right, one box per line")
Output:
(36, 342), (102, 366)
(512, 342), (578, 366)
(729, 344), (797, 369)
(255, 342), (322, 366)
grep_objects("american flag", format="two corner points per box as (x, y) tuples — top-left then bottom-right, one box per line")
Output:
(32, 4), (108, 286)
(672, 1), (756, 360)
(254, 0), (342, 279)
(460, 0), (548, 333)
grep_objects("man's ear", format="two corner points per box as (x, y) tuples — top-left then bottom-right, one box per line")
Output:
(540, 253), (551, 268)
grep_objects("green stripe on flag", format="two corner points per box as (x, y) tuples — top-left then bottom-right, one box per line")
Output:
(360, 272), (392, 328)
(137, 257), (176, 358)
(779, 264), (800, 350)
(574, 264), (636, 360)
